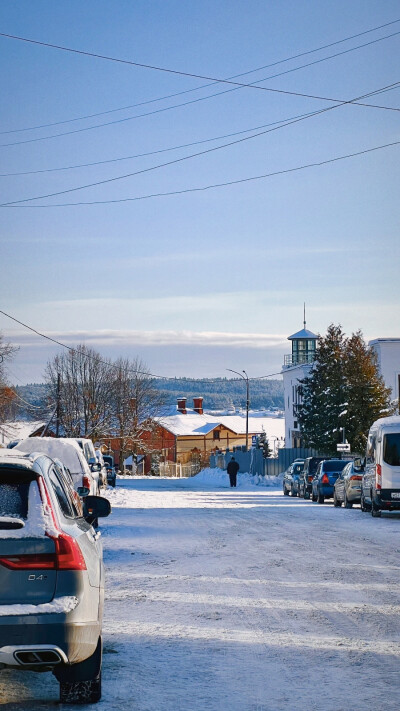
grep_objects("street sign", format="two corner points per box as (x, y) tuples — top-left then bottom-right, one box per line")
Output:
(252, 435), (258, 446)
(337, 443), (351, 452)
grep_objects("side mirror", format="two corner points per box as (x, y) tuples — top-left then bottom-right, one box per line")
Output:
(84, 495), (111, 520)
(353, 457), (365, 473)
(77, 486), (90, 498)
(90, 462), (101, 472)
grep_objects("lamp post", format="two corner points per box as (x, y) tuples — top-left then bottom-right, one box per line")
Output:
(227, 368), (249, 451)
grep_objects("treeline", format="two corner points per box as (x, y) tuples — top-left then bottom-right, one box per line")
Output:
(14, 377), (283, 417)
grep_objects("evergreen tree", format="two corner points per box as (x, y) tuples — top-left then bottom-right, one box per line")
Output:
(297, 325), (394, 455)
(297, 324), (347, 454)
(344, 331), (393, 453)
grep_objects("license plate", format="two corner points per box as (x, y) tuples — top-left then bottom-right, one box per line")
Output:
(391, 493), (400, 499)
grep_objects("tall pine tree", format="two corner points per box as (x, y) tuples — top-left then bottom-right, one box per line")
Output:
(297, 325), (393, 455)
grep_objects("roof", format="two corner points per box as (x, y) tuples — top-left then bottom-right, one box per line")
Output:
(288, 328), (318, 340)
(0, 420), (48, 446)
(157, 411), (285, 438)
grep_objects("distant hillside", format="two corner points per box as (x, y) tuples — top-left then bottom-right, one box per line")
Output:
(12, 378), (283, 418)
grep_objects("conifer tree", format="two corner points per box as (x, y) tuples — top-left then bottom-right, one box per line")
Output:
(297, 325), (394, 455)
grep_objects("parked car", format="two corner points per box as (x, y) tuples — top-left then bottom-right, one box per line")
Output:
(0, 449), (111, 703)
(333, 459), (363, 508)
(298, 457), (327, 499)
(14, 438), (99, 496)
(282, 460), (304, 496)
(63, 439), (101, 493)
(95, 450), (108, 489)
(361, 416), (400, 517)
(311, 459), (350, 503)
(103, 454), (116, 488)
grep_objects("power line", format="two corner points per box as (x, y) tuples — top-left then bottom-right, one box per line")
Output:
(0, 309), (282, 383)
(1, 24), (399, 92)
(2, 138), (397, 208)
(2, 80), (399, 207)
(1, 20), (399, 135)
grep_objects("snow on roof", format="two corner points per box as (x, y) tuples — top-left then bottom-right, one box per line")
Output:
(0, 420), (47, 446)
(157, 411), (285, 438)
(288, 328), (318, 340)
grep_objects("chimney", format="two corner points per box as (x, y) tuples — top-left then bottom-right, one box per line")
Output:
(193, 397), (204, 415)
(177, 397), (187, 414)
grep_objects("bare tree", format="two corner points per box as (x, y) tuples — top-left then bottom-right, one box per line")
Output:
(45, 345), (113, 439)
(0, 333), (17, 423)
(109, 357), (164, 470)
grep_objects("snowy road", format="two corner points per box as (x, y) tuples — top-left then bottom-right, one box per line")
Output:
(1, 471), (400, 710)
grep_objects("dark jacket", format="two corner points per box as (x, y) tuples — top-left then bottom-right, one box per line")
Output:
(227, 459), (239, 475)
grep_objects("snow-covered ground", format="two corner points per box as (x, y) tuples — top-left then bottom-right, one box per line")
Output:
(1, 470), (400, 710)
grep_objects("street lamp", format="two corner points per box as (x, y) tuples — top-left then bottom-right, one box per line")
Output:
(227, 368), (249, 451)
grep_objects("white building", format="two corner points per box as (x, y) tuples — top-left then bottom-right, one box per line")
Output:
(369, 339), (400, 412)
(281, 323), (317, 448)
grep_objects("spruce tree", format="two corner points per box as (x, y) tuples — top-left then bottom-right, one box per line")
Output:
(297, 325), (394, 455)
(297, 324), (346, 454)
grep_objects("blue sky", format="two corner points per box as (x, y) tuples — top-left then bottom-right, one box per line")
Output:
(0, 1), (399, 383)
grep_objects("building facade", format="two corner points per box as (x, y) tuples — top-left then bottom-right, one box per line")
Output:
(369, 338), (400, 412)
(281, 324), (318, 448)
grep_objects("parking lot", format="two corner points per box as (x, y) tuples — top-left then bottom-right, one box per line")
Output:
(1, 476), (399, 711)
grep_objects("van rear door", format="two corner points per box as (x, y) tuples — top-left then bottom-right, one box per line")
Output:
(381, 432), (400, 489)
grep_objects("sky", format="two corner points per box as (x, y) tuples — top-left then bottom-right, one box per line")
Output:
(0, 0), (399, 384)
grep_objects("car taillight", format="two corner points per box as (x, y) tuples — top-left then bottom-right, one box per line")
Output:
(376, 464), (382, 490)
(51, 533), (87, 570)
(321, 474), (329, 484)
(350, 475), (363, 481)
(82, 476), (91, 490)
(0, 554), (56, 570)
(308, 475), (313, 482)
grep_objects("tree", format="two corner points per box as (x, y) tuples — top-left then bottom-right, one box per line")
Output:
(0, 333), (17, 423)
(297, 325), (393, 455)
(45, 345), (113, 439)
(109, 357), (164, 470)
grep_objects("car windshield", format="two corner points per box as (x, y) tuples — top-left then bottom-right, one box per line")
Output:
(322, 461), (348, 472)
(383, 433), (400, 466)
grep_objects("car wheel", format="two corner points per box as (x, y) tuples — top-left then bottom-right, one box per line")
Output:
(311, 490), (317, 502)
(304, 490), (310, 500)
(360, 492), (371, 512)
(291, 485), (297, 497)
(333, 491), (341, 507)
(57, 637), (102, 704)
(371, 499), (381, 518)
(283, 487), (290, 496)
(317, 490), (324, 504)
(343, 491), (353, 509)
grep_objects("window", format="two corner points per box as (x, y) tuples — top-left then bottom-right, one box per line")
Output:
(48, 467), (74, 518)
(366, 435), (376, 464)
(213, 430), (220, 440)
(383, 433), (400, 466)
(0, 470), (33, 519)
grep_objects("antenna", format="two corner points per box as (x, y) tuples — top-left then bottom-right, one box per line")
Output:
(303, 302), (306, 329)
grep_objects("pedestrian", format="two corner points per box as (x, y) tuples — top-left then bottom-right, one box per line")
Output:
(227, 456), (239, 488)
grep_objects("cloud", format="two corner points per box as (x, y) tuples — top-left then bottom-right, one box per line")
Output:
(7, 329), (288, 350)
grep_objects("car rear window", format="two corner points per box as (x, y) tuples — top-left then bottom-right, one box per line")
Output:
(322, 461), (348, 472)
(292, 464), (304, 474)
(0, 469), (34, 519)
(383, 433), (400, 466)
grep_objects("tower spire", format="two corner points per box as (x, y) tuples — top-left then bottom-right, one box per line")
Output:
(303, 302), (306, 329)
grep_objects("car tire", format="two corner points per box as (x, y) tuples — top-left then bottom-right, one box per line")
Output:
(371, 499), (381, 518)
(333, 491), (341, 507)
(317, 491), (324, 504)
(283, 487), (290, 496)
(57, 637), (102, 704)
(304, 490), (310, 500)
(360, 492), (370, 512)
(291, 485), (297, 497)
(311, 491), (317, 502)
(343, 492), (353, 509)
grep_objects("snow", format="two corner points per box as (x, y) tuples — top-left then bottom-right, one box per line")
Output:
(0, 480), (48, 539)
(1, 473), (399, 709)
(0, 596), (78, 617)
(157, 411), (284, 438)
(0, 421), (46, 447)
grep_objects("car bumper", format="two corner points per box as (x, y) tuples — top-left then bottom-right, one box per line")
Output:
(0, 618), (100, 669)
(374, 489), (400, 511)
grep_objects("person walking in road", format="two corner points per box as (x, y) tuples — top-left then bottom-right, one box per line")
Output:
(227, 456), (239, 487)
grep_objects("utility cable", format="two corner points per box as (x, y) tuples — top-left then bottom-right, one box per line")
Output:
(3, 139), (397, 208)
(1, 20), (399, 135)
(2, 80), (398, 206)
(0, 309), (282, 383)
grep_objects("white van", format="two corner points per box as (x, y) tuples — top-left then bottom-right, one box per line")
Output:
(361, 416), (400, 517)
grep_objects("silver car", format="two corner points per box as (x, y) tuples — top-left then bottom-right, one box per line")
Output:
(333, 460), (363, 508)
(0, 450), (111, 703)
